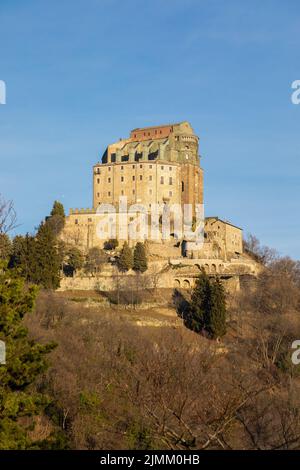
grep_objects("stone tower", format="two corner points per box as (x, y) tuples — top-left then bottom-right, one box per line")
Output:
(93, 121), (203, 210)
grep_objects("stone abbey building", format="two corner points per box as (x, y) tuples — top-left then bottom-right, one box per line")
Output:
(93, 121), (203, 210)
(61, 121), (247, 263)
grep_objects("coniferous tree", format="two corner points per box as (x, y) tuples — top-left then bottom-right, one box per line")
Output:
(46, 201), (65, 236)
(206, 278), (227, 339)
(189, 268), (210, 332)
(189, 270), (227, 339)
(64, 246), (84, 276)
(9, 234), (36, 282)
(133, 242), (148, 273)
(0, 263), (57, 449)
(50, 201), (65, 218)
(0, 234), (12, 261)
(33, 223), (61, 289)
(118, 242), (133, 272)
(104, 239), (119, 251)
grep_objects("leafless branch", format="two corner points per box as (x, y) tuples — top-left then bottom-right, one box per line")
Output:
(0, 195), (18, 234)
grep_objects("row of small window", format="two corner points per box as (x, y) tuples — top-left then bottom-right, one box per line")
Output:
(133, 129), (165, 138)
(98, 176), (173, 184)
(96, 165), (173, 173)
(97, 190), (173, 197)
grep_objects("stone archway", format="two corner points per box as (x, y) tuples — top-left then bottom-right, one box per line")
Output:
(211, 264), (217, 274)
(183, 279), (191, 289)
(174, 279), (181, 288)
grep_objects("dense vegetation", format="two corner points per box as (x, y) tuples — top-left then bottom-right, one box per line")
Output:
(1, 198), (149, 289)
(0, 264), (65, 449)
(1, 195), (300, 449)
(24, 263), (300, 450)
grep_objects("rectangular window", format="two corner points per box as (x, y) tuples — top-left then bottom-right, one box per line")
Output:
(121, 190), (124, 195)
(132, 189), (135, 194)
(132, 175), (135, 181)
(108, 167), (111, 171)
(140, 175), (142, 180)
(132, 164), (135, 169)
(160, 176), (164, 184)
(121, 176), (124, 182)
(140, 164), (143, 168)
(161, 166), (164, 170)
(75, 219), (78, 225)
(169, 167), (172, 171)
(97, 192), (100, 197)
(149, 189), (152, 195)
(111, 154), (116, 163)
(97, 178), (100, 184)
(169, 177), (172, 185)
(108, 177), (111, 183)
(149, 175), (152, 181)
(149, 165), (152, 169)
(169, 191), (172, 197)
(108, 191), (111, 196)
(121, 166), (124, 170)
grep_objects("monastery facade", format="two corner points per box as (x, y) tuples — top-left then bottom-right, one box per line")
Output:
(61, 122), (245, 262)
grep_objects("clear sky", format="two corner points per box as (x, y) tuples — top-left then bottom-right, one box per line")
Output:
(0, 0), (299, 258)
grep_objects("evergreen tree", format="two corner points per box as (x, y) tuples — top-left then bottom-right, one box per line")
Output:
(118, 242), (133, 272)
(0, 264), (56, 449)
(104, 239), (119, 251)
(33, 223), (61, 289)
(0, 234), (12, 261)
(46, 201), (65, 236)
(189, 270), (227, 339)
(64, 246), (84, 276)
(50, 201), (65, 218)
(206, 278), (227, 339)
(57, 240), (66, 269)
(189, 268), (210, 332)
(133, 242), (148, 273)
(9, 234), (36, 282)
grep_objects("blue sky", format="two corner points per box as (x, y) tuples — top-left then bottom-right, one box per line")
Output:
(0, 0), (299, 258)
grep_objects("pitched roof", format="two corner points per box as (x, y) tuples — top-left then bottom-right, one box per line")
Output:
(205, 216), (242, 231)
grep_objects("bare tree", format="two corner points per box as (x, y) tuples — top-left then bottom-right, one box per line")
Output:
(0, 195), (17, 234)
(243, 233), (278, 265)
